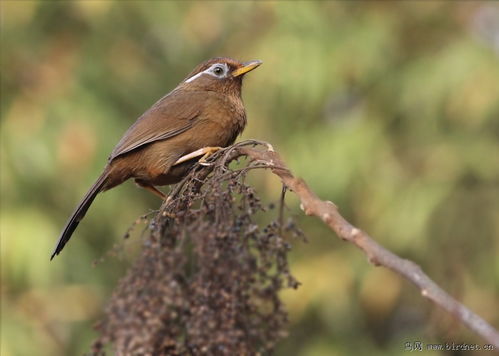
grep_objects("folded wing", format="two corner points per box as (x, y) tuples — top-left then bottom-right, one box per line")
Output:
(109, 90), (202, 161)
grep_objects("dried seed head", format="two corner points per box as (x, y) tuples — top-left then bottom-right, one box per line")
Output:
(93, 146), (303, 355)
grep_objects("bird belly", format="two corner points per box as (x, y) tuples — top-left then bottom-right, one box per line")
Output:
(142, 119), (242, 186)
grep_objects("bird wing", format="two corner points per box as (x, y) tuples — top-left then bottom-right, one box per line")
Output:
(109, 90), (202, 161)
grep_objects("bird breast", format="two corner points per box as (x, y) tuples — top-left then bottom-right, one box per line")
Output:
(198, 91), (247, 146)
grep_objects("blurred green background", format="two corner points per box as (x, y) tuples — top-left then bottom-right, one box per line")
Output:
(2, 1), (499, 355)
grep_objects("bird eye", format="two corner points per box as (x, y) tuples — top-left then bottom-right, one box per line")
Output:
(213, 66), (224, 76)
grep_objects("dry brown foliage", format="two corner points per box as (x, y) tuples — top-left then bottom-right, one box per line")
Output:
(92, 141), (303, 355)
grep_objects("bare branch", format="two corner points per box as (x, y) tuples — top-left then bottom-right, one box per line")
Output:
(223, 140), (499, 348)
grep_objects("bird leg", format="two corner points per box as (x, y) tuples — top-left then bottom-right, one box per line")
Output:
(173, 146), (222, 166)
(134, 179), (167, 200)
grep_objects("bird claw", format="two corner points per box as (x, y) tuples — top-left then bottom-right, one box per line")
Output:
(173, 146), (222, 166)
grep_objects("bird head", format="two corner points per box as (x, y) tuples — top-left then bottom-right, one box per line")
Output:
(180, 57), (262, 95)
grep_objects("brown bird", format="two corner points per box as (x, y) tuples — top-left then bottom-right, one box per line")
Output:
(51, 57), (262, 260)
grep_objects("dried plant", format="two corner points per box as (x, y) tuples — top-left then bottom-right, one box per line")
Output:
(92, 141), (303, 355)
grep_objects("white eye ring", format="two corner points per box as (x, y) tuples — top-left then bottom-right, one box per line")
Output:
(207, 63), (228, 78)
(212, 65), (225, 76)
(185, 63), (229, 83)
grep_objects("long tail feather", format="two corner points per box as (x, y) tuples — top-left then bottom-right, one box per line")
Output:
(50, 172), (108, 260)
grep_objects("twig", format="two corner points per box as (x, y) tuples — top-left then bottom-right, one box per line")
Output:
(206, 140), (499, 348)
(278, 185), (287, 237)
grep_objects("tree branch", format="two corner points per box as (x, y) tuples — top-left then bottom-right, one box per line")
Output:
(224, 140), (499, 348)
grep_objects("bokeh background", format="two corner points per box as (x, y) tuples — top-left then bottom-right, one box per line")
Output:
(2, 1), (499, 355)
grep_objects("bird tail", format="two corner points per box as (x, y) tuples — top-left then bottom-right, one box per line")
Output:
(50, 171), (109, 260)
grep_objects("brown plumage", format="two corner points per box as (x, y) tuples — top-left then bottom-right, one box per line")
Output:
(51, 57), (262, 259)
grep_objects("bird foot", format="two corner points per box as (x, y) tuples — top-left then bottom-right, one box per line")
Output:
(173, 146), (223, 166)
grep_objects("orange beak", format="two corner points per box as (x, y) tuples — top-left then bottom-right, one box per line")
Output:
(232, 60), (263, 77)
